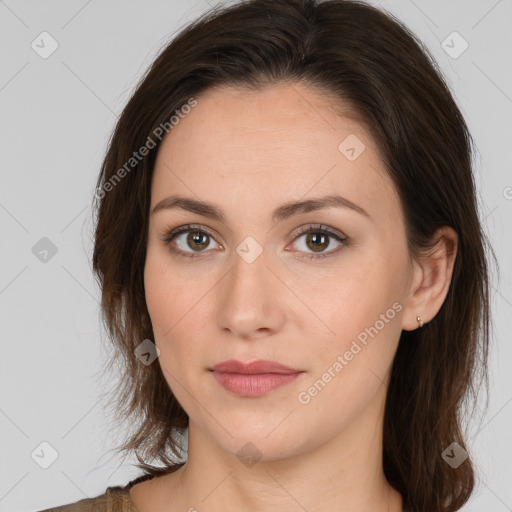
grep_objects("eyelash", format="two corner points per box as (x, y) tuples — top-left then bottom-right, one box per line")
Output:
(160, 223), (349, 261)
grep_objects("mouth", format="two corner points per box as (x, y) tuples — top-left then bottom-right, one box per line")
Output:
(209, 359), (304, 397)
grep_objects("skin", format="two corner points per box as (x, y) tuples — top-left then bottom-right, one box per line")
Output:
(132, 81), (458, 512)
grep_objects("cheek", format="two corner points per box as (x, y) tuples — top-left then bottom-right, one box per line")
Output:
(143, 250), (211, 370)
(285, 259), (386, 336)
(296, 290), (402, 426)
(290, 252), (404, 379)
(144, 248), (195, 330)
(144, 252), (173, 332)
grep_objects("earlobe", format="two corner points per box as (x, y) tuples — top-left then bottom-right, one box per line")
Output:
(401, 226), (458, 332)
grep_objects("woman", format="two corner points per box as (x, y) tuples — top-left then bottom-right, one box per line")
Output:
(40, 0), (495, 510)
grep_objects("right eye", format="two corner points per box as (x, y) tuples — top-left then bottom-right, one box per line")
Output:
(161, 224), (222, 259)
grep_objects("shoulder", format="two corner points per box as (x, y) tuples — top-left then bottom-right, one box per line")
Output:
(36, 474), (155, 512)
(36, 489), (120, 512)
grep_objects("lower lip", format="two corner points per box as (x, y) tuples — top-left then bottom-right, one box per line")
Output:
(211, 371), (303, 397)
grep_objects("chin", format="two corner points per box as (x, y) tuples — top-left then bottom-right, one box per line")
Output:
(207, 421), (311, 464)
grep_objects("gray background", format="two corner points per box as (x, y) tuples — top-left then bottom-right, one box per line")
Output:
(0, 0), (511, 511)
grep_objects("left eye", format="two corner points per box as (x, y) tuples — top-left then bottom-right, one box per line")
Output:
(161, 224), (348, 260)
(290, 226), (347, 259)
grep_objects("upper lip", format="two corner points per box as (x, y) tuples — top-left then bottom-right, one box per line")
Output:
(210, 359), (302, 374)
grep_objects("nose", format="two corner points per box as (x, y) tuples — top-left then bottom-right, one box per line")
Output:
(215, 244), (287, 340)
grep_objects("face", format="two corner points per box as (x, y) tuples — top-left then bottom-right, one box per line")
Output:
(144, 82), (414, 462)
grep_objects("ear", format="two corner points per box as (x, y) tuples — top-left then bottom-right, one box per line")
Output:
(401, 226), (458, 331)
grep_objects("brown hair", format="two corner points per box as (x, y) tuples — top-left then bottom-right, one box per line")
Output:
(91, 0), (497, 510)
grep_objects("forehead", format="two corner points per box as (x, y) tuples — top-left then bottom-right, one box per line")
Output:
(151, 82), (401, 226)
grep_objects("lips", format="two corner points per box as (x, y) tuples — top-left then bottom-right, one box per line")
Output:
(209, 359), (304, 397)
(210, 359), (301, 374)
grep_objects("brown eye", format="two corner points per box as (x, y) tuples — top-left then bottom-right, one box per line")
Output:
(304, 232), (330, 252)
(290, 224), (348, 260)
(162, 224), (221, 258)
(186, 231), (210, 251)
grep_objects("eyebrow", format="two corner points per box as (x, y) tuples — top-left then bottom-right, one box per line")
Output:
(151, 193), (370, 223)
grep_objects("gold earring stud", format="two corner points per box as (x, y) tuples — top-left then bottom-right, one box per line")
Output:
(417, 315), (424, 328)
